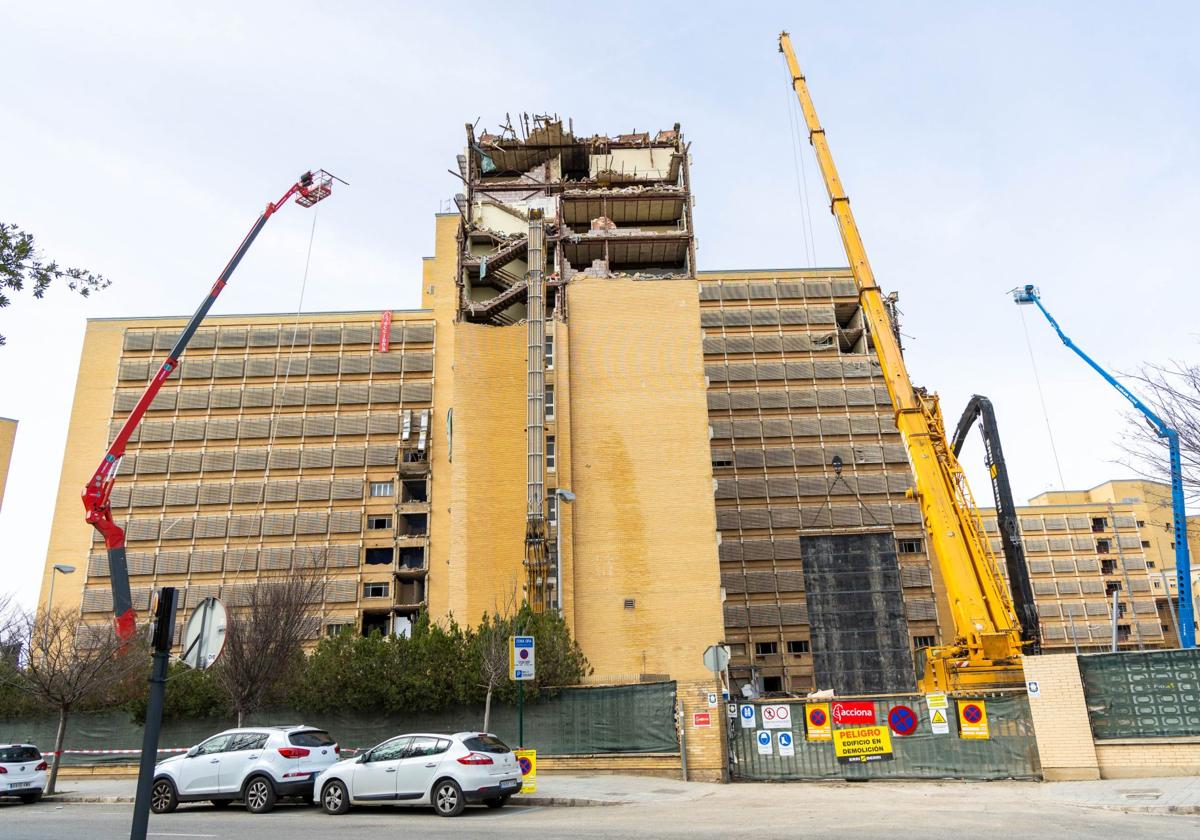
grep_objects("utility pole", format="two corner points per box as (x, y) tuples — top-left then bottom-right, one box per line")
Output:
(130, 587), (177, 840)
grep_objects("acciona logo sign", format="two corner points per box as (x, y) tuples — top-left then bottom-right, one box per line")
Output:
(831, 701), (876, 725)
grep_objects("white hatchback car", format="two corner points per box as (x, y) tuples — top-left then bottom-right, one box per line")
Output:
(151, 725), (339, 814)
(315, 732), (521, 818)
(0, 744), (47, 804)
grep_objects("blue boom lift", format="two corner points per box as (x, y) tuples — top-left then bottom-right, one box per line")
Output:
(1013, 284), (1195, 648)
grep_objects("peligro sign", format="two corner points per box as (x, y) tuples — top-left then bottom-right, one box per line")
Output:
(831, 701), (876, 725)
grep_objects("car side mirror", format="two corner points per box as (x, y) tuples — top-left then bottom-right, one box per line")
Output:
(186, 747), (199, 758)
(357, 752), (368, 764)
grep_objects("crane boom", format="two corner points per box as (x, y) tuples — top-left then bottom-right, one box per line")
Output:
(82, 170), (336, 642)
(778, 33), (1025, 690)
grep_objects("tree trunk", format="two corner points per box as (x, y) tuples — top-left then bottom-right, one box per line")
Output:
(482, 684), (493, 732)
(237, 707), (245, 728)
(46, 706), (69, 795)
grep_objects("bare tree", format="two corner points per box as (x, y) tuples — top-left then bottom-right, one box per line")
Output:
(471, 589), (520, 733)
(0, 607), (146, 793)
(212, 572), (323, 726)
(1118, 359), (1200, 505)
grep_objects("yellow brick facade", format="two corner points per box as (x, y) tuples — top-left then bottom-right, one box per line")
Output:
(0, 417), (16, 513)
(1021, 653), (1101, 780)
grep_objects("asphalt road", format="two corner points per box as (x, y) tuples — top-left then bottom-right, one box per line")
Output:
(3, 783), (1198, 840)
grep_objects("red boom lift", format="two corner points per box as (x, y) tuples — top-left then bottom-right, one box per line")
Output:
(82, 170), (337, 641)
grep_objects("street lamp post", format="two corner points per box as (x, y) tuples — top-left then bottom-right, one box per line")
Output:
(45, 563), (77, 618)
(554, 489), (575, 613)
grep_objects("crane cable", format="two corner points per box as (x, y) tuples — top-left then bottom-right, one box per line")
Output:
(783, 72), (818, 268)
(1016, 301), (1068, 490)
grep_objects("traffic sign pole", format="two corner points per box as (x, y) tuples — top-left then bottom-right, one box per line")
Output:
(518, 681), (524, 748)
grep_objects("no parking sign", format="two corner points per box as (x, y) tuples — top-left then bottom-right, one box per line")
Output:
(887, 705), (919, 736)
(805, 703), (831, 741)
(957, 699), (990, 739)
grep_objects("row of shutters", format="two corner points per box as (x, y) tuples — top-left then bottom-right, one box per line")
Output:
(77, 613), (335, 648)
(719, 565), (933, 596)
(699, 307), (836, 328)
(1041, 622), (1163, 642)
(117, 350), (433, 382)
(122, 322), (434, 352)
(715, 473), (913, 501)
(86, 543), (389, 578)
(711, 421), (906, 447)
(94, 508), (389, 542)
(109, 410), (427, 444)
(113, 382), (432, 413)
(708, 391), (895, 418)
(715, 501), (922, 531)
(1019, 534), (1144, 554)
(1018, 514), (1139, 532)
(703, 333), (844, 355)
(107, 476), (388, 508)
(712, 444), (909, 468)
(115, 445), (411, 477)
(707, 358), (879, 383)
(82, 579), (363, 613)
(698, 278), (858, 301)
(1032, 576), (1154, 596)
(1026, 556), (1147, 575)
(722, 597), (936, 628)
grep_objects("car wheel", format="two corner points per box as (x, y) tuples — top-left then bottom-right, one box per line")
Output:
(484, 795), (511, 809)
(210, 799), (232, 809)
(243, 776), (277, 814)
(432, 779), (465, 817)
(321, 780), (351, 815)
(20, 792), (42, 805)
(150, 778), (178, 814)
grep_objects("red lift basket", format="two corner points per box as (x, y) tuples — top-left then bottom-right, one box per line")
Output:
(295, 170), (334, 207)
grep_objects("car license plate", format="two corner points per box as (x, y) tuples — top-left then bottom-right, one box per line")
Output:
(502, 779), (520, 788)
(8, 783), (32, 790)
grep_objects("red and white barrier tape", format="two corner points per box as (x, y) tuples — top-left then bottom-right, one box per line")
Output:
(50, 748), (189, 756)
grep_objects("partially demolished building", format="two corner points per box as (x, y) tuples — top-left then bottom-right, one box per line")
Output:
(42, 117), (948, 726)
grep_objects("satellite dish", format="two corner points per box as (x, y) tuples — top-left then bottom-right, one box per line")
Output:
(180, 597), (227, 670)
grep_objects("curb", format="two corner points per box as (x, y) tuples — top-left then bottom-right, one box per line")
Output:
(45, 794), (619, 808)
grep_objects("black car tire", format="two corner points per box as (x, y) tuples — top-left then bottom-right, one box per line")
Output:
(150, 778), (179, 814)
(432, 778), (465, 817)
(484, 795), (511, 809)
(243, 776), (277, 814)
(19, 792), (42, 805)
(321, 780), (351, 815)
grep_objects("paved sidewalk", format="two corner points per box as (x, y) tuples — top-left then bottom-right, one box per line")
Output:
(44, 774), (1200, 815)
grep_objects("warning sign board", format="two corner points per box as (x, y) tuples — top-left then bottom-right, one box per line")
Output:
(693, 712), (711, 728)
(739, 704), (757, 728)
(762, 704), (792, 729)
(777, 730), (795, 757)
(833, 725), (894, 764)
(957, 699), (990, 739)
(926, 693), (950, 735)
(805, 703), (831, 741)
(887, 704), (919, 736)
(514, 749), (536, 793)
(756, 730), (773, 755)
(832, 700), (876, 726)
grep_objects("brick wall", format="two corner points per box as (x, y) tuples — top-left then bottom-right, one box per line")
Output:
(1022, 653), (1100, 780)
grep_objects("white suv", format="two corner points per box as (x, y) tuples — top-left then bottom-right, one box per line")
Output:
(315, 732), (521, 817)
(151, 725), (339, 814)
(0, 744), (47, 804)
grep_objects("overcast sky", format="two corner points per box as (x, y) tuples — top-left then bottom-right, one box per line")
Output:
(3, 2), (1198, 608)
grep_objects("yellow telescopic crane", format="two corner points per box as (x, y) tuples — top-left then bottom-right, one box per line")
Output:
(779, 32), (1025, 691)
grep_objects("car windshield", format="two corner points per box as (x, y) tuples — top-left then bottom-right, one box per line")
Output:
(289, 730), (334, 747)
(0, 746), (42, 762)
(463, 735), (510, 754)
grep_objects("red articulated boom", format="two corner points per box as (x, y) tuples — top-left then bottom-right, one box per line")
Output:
(82, 170), (338, 641)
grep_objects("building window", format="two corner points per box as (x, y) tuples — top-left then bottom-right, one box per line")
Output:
(1136, 520), (1145, 527)
(754, 641), (777, 657)
(1105, 581), (1122, 596)
(367, 515), (393, 530)
(728, 643), (746, 657)
(1141, 540), (1151, 548)
(369, 481), (393, 497)
(1101, 558), (1117, 574)
(363, 582), (389, 599)
(545, 385), (555, 421)
(786, 639), (810, 656)
(364, 547), (394, 566)
(545, 335), (554, 369)
(913, 635), (936, 649)
(1097, 539), (1111, 555)
(1147, 560), (1156, 568)
(1091, 517), (1107, 533)
(547, 495), (558, 526)
(325, 623), (350, 637)
(898, 538), (923, 554)
(546, 435), (556, 472)
(762, 676), (783, 693)
(711, 454), (733, 469)
(401, 479), (428, 502)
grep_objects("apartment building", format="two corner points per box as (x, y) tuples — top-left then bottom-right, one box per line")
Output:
(0, 417), (15, 512)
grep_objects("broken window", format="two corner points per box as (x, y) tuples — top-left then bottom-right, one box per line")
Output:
(361, 612), (389, 637)
(1092, 517), (1107, 533)
(1097, 539), (1111, 555)
(364, 547), (394, 566)
(401, 479), (427, 502)
(398, 546), (424, 570)
(786, 639), (810, 656)
(1101, 557), (1116, 574)
(897, 538), (923, 554)
(754, 641), (777, 657)
(762, 676), (783, 693)
(1105, 581), (1122, 596)
(913, 635), (936, 650)
(400, 513), (427, 536)
(367, 515), (393, 530)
